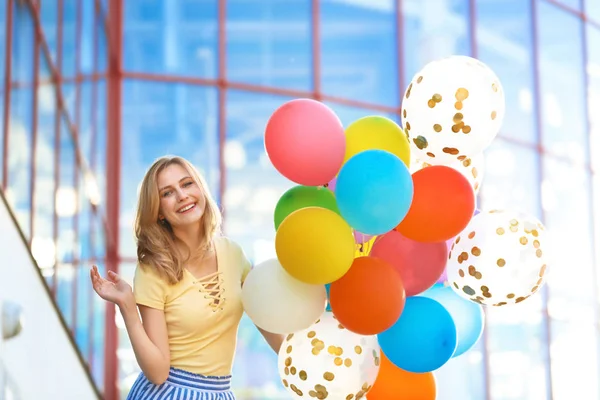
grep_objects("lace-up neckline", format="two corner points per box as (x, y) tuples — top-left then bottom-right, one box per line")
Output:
(193, 270), (225, 312)
(185, 240), (225, 312)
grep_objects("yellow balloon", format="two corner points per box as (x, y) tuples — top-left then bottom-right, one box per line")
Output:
(344, 116), (411, 167)
(275, 207), (355, 284)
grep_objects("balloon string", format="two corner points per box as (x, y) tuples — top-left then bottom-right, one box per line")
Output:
(365, 235), (380, 256)
(357, 235), (378, 257)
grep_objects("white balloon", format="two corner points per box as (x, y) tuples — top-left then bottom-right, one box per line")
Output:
(411, 152), (485, 194)
(242, 258), (326, 334)
(278, 312), (380, 399)
(446, 210), (548, 306)
(402, 55), (505, 165)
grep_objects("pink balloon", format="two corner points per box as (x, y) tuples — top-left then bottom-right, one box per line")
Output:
(354, 230), (374, 244)
(326, 177), (337, 192)
(436, 268), (448, 284)
(371, 230), (448, 296)
(265, 99), (345, 186)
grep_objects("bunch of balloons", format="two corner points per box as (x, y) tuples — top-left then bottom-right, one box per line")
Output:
(241, 55), (550, 399)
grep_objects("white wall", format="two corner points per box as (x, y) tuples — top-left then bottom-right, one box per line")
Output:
(0, 196), (100, 400)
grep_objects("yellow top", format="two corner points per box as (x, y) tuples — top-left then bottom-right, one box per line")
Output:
(133, 236), (252, 377)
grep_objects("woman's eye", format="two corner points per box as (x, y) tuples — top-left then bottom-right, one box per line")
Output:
(183, 181), (194, 187)
(162, 191), (172, 197)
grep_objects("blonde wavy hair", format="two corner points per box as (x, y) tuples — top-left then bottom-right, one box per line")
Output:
(134, 156), (222, 284)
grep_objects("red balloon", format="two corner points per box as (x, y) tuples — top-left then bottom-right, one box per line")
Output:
(330, 257), (405, 335)
(396, 165), (475, 242)
(371, 231), (448, 296)
(265, 99), (345, 186)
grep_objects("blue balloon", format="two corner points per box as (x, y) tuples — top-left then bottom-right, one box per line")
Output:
(325, 283), (332, 311)
(335, 150), (413, 235)
(378, 296), (457, 373)
(420, 285), (484, 357)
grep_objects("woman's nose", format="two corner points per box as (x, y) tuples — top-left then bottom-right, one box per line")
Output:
(175, 188), (189, 201)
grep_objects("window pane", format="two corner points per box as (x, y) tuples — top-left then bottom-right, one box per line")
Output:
(227, 0), (311, 91)
(323, 102), (398, 127)
(321, 0), (398, 105)
(78, 172), (93, 261)
(537, 1), (587, 162)
(550, 320), (600, 400)
(57, 119), (76, 264)
(486, 297), (550, 400)
(542, 158), (595, 305)
(7, 87), (32, 239)
(591, 26), (600, 307)
(62, 0), (77, 77)
(225, 90), (295, 397)
(120, 81), (219, 257)
(552, 0), (581, 12)
(92, 261), (107, 392)
(403, 0), (471, 88)
(62, 82), (76, 123)
(7, 5), (34, 237)
(586, 1), (600, 24)
(124, 0), (218, 77)
(40, 0), (59, 65)
(94, 213), (106, 259)
(56, 262), (75, 328)
(33, 73), (57, 272)
(79, 81), (93, 164)
(476, 0), (536, 144)
(479, 140), (541, 215)
(97, 16), (108, 73)
(75, 262), (92, 358)
(81, 0), (95, 74)
(436, 338), (486, 400)
(0, 6), (5, 176)
(594, 172), (600, 305)
(588, 26), (600, 173)
(12, 3), (34, 83)
(95, 79), (107, 199)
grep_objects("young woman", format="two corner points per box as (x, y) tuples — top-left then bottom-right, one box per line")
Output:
(90, 156), (284, 399)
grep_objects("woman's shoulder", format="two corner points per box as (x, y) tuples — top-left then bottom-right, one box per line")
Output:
(214, 235), (251, 264)
(214, 235), (252, 280)
(134, 262), (168, 286)
(214, 235), (244, 254)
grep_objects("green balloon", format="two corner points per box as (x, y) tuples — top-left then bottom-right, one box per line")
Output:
(274, 185), (340, 230)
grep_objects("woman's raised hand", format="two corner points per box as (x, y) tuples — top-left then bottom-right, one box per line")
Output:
(90, 265), (135, 308)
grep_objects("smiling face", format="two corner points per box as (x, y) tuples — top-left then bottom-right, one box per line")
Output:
(157, 163), (207, 229)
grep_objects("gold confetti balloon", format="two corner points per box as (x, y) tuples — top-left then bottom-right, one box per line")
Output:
(401, 55), (505, 166)
(446, 210), (548, 306)
(411, 152), (485, 194)
(277, 312), (380, 399)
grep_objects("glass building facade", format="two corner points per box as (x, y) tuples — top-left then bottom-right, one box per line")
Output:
(1, 0), (599, 399)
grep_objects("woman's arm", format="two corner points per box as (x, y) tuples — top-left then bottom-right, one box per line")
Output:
(256, 326), (285, 354)
(90, 266), (171, 385)
(119, 301), (171, 385)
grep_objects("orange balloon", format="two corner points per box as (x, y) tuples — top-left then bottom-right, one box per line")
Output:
(396, 165), (475, 242)
(368, 352), (437, 400)
(329, 257), (405, 335)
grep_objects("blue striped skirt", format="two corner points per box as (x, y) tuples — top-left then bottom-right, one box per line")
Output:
(126, 367), (236, 400)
